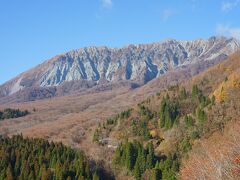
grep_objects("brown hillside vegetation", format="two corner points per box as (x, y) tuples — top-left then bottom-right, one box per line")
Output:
(91, 51), (240, 179)
(179, 52), (240, 180)
(180, 121), (240, 180)
(0, 51), (239, 179)
(0, 55), (227, 157)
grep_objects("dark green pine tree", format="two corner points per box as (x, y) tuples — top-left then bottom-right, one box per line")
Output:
(159, 98), (167, 128)
(150, 169), (161, 180)
(192, 85), (199, 98)
(146, 143), (154, 169)
(184, 115), (193, 128)
(197, 108), (207, 124)
(133, 160), (141, 180)
(125, 142), (136, 170)
(85, 162), (91, 179)
(165, 111), (172, 129)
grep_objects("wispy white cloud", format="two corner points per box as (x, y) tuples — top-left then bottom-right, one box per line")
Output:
(96, 0), (113, 19)
(216, 24), (240, 39)
(100, 0), (113, 9)
(161, 9), (174, 21)
(221, 0), (239, 12)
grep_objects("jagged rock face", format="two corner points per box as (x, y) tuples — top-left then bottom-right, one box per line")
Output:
(0, 36), (239, 96)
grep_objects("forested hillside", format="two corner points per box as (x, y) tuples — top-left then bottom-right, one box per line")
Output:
(94, 83), (215, 179)
(0, 52), (239, 180)
(0, 135), (100, 180)
(93, 51), (240, 179)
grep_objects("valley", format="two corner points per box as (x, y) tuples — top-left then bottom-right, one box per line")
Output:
(0, 39), (239, 180)
(1, 1), (240, 179)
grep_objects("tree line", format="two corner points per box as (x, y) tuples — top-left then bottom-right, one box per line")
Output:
(0, 135), (99, 180)
(0, 108), (29, 120)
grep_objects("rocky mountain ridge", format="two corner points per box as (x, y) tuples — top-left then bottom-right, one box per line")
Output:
(0, 36), (239, 98)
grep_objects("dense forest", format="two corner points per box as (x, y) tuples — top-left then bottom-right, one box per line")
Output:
(0, 135), (100, 180)
(113, 141), (179, 180)
(0, 108), (29, 120)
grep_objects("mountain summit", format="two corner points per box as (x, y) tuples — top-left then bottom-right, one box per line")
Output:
(0, 36), (239, 98)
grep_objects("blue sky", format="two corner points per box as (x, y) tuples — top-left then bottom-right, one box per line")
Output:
(0, 0), (240, 85)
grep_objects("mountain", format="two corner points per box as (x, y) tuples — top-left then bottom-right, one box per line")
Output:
(0, 36), (239, 101)
(0, 39), (240, 179)
(91, 51), (240, 179)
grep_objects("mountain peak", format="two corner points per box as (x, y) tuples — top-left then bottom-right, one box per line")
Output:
(0, 37), (239, 98)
